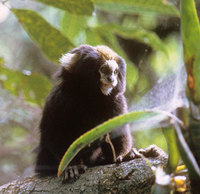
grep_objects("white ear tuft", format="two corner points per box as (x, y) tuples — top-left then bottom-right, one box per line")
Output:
(59, 53), (78, 70)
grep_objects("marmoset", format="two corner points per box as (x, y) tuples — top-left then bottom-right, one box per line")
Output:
(35, 45), (133, 179)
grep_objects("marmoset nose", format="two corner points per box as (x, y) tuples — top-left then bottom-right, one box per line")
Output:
(107, 76), (114, 83)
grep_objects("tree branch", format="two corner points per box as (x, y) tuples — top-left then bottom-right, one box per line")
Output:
(0, 152), (167, 194)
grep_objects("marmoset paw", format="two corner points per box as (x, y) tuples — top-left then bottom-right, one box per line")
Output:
(138, 144), (163, 158)
(116, 148), (143, 163)
(62, 164), (87, 183)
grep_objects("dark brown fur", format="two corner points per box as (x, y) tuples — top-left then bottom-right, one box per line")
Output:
(35, 45), (132, 177)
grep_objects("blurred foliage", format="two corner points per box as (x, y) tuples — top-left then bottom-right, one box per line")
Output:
(35, 0), (94, 15)
(134, 128), (167, 152)
(179, 0), (200, 192)
(94, 24), (168, 54)
(0, 86), (40, 185)
(0, 57), (4, 65)
(0, 62), (52, 106)
(94, 0), (179, 16)
(1, 0), (200, 193)
(181, 0), (200, 104)
(12, 9), (74, 64)
(150, 34), (181, 77)
(61, 11), (89, 42)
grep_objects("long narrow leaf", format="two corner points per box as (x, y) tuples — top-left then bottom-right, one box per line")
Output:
(12, 9), (74, 63)
(181, 0), (200, 104)
(95, 0), (179, 16)
(95, 24), (168, 54)
(180, 1), (200, 191)
(57, 110), (166, 177)
(173, 122), (200, 179)
(163, 127), (179, 174)
(61, 11), (89, 42)
(34, 0), (94, 16)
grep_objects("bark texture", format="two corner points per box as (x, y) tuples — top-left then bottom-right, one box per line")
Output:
(0, 153), (167, 194)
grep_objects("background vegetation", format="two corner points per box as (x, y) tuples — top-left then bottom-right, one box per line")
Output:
(0, 0), (200, 192)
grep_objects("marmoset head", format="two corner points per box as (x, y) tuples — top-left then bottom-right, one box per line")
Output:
(59, 45), (126, 95)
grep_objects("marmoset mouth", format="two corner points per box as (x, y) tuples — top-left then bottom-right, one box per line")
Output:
(101, 79), (115, 86)
(102, 82), (113, 89)
(100, 81), (110, 87)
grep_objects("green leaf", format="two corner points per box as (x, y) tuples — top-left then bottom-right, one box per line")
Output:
(61, 11), (88, 43)
(96, 24), (167, 54)
(0, 57), (4, 65)
(173, 122), (200, 180)
(181, 0), (200, 104)
(94, 0), (179, 16)
(57, 110), (166, 177)
(34, 0), (94, 16)
(12, 9), (74, 64)
(115, 27), (167, 54)
(0, 65), (52, 106)
(85, 28), (105, 46)
(126, 61), (138, 91)
(150, 35), (181, 77)
(163, 128), (179, 174)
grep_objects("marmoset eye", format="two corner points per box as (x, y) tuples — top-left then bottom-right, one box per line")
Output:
(114, 69), (118, 74)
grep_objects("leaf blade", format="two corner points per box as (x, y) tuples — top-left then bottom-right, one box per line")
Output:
(0, 65), (52, 106)
(173, 122), (200, 179)
(35, 0), (94, 16)
(57, 110), (165, 177)
(61, 11), (88, 43)
(96, 24), (167, 54)
(12, 9), (74, 63)
(94, 0), (179, 16)
(181, 0), (200, 104)
(163, 127), (179, 174)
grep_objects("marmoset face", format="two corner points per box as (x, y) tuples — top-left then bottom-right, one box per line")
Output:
(99, 60), (119, 95)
